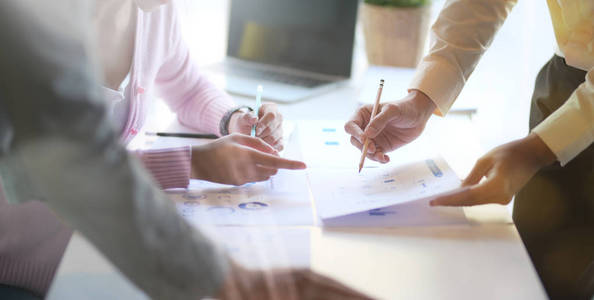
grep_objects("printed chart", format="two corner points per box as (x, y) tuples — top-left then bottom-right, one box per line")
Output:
(166, 169), (314, 226)
(160, 121), (313, 226)
(309, 157), (463, 220)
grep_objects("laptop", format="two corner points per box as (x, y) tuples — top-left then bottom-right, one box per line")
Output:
(212, 0), (359, 103)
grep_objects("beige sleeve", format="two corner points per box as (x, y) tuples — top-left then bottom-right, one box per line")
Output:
(532, 67), (594, 165)
(409, 0), (517, 115)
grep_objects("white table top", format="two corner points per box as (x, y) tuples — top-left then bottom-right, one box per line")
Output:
(47, 98), (547, 300)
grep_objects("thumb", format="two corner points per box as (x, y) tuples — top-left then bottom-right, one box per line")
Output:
(363, 104), (398, 138)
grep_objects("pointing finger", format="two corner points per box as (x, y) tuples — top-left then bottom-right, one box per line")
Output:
(251, 151), (306, 170)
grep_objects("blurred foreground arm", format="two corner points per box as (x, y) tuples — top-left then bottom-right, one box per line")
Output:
(0, 1), (227, 298)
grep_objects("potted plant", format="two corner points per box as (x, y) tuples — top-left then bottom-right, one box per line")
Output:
(361, 0), (432, 68)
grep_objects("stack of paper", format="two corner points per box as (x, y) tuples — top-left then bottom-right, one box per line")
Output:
(308, 158), (467, 226)
(297, 121), (468, 226)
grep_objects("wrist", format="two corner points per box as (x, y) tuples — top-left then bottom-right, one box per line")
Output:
(227, 111), (242, 134)
(409, 89), (437, 120)
(521, 133), (557, 168)
(190, 145), (209, 180)
(220, 105), (253, 136)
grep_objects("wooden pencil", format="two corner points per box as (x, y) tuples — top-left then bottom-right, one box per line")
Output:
(358, 79), (384, 172)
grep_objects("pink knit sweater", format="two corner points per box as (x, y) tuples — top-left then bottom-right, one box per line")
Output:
(0, 2), (235, 296)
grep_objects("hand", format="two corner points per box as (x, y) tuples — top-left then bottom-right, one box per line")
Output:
(430, 133), (556, 206)
(344, 90), (436, 163)
(190, 134), (305, 186)
(229, 103), (284, 151)
(217, 262), (371, 300)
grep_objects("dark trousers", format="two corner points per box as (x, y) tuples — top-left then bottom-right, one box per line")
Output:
(0, 284), (41, 300)
(514, 55), (594, 300)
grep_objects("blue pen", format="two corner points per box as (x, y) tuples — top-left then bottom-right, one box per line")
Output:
(251, 85), (263, 137)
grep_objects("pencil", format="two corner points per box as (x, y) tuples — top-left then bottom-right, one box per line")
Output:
(251, 85), (263, 137)
(145, 132), (218, 139)
(358, 79), (384, 173)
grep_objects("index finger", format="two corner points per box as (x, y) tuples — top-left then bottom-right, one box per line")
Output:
(344, 120), (365, 143)
(429, 183), (496, 207)
(250, 151), (306, 170)
(344, 106), (371, 141)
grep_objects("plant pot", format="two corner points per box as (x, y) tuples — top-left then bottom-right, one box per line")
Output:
(361, 3), (431, 68)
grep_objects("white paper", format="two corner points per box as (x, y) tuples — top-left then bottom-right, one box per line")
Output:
(297, 121), (382, 168)
(166, 169), (314, 226)
(309, 157), (462, 220)
(321, 199), (468, 227)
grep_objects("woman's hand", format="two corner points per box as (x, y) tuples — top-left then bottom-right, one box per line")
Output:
(190, 134), (304, 186)
(229, 103), (284, 151)
(430, 133), (557, 206)
(217, 261), (371, 300)
(344, 90), (436, 163)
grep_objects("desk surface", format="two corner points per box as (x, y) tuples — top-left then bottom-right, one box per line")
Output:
(47, 115), (547, 300)
(47, 1), (552, 297)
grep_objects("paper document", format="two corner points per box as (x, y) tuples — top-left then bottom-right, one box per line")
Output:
(297, 121), (382, 168)
(321, 198), (468, 227)
(166, 169), (313, 226)
(309, 157), (462, 220)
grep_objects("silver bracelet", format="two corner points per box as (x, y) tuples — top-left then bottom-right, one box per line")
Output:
(219, 105), (253, 136)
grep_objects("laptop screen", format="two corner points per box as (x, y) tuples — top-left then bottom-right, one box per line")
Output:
(227, 0), (358, 78)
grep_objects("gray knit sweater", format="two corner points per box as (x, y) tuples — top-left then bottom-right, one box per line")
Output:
(0, 0), (229, 298)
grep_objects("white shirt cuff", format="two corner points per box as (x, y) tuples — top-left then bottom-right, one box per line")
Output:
(409, 58), (466, 116)
(532, 92), (594, 165)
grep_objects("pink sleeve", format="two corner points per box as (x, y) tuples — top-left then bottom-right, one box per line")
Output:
(155, 5), (235, 136)
(133, 146), (192, 189)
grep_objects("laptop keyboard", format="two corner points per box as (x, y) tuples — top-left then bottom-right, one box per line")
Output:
(221, 64), (332, 88)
